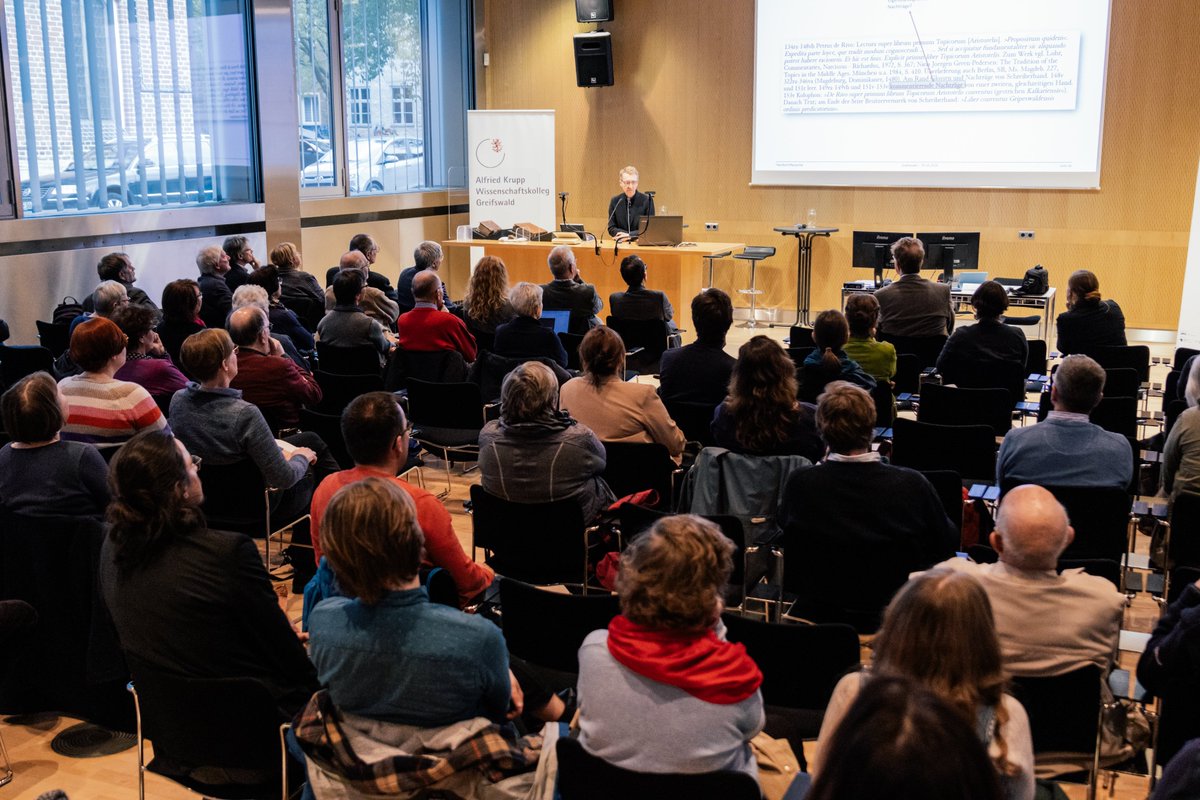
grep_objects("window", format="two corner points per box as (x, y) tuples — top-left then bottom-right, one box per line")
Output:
(5, 0), (257, 216)
(294, 0), (471, 196)
(302, 95), (323, 126)
(294, 0), (337, 189)
(348, 87), (372, 127)
(392, 87), (415, 126)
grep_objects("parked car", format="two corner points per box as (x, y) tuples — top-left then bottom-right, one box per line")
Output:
(300, 136), (422, 193)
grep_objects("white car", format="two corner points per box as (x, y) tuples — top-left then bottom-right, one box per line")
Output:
(301, 137), (422, 193)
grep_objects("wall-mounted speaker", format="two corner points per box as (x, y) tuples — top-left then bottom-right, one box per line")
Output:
(575, 0), (613, 23)
(574, 32), (613, 88)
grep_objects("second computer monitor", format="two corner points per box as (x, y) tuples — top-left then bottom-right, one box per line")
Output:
(916, 232), (980, 282)
(852, 231), (913, 285)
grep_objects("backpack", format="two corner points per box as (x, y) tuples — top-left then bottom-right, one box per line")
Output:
(1015, 264), (1049, 296)
(52, 296), (85, 326)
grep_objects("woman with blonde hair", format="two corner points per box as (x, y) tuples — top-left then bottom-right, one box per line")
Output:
(462, 255), (516, 340)
(711, 335), (822, 462)
(577, 514), (764, 777)
(270, 241), (325, 309)
(1055, 269), (1126, 356)
(814, 568), (1034, 800)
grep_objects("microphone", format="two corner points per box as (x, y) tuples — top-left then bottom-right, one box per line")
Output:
(558, 192), (569, 200)
(644, 190), (656, 218)
(559, 192), (570, 228)
(599, 198), (622, 255)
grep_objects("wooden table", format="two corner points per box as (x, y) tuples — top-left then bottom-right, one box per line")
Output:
(443, 239), (744, 332)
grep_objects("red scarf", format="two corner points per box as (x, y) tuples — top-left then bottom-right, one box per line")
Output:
(605, 614), (762, 705)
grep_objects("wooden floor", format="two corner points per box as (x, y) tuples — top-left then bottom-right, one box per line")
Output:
(0, 326), (1174, 799)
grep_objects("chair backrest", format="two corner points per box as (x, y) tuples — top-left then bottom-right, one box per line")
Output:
(298, 406), (354, 470)
(126, 653), (285, 776)
(1056, 558), (1122, 590)
(870, 381), (895, 426)
(315, 342), (382, 376)
(423, 566), (460, 608)
(1169, 491), (1200, 569)
(498, 578), (619, 673)
(554, 737), (761, 800)
(1165, 369), (1180, 404)
(0, 344), (55, 390)
(606, 316), (671, 375)
(918, 469), (964, 540)
(890, 418), (996, 480)
(314, 370), (384, 414)
(1026, 339), (1048, 376)
(722, 614), (859, 711)
(398, 348), (470, 384)
(1168, 566), (1200, 604)
(1102, 368), (1140, 400)
(798, 362), (838, 405)
(601, 441), (677, 508)
(998, 484), (1130, 562)
(789, 326), (815, 347)
(558, 332), (585, 371)
(662, 398), (718, 447)
(1093, 345), (1150, 382)
(280, 294), (324, 332)
(1089, 395), (1138, 439)
(786, 347), (815, 375)
(942, 358), (1026, 406)
(877, 333), (947, 370)
(469, 484), (587, 585)
(198, 459), (270, 533)
(406, 378), (484, 432)
(893, 352), (922, 394)
(36, 320), (71, 357)
(468, 350), (570, 403)
(1165, 398), (1189, 438)
(917, 383), (1013, 435)
(1173, 347), (1199, 370)
(1009, 664), (1103, 755)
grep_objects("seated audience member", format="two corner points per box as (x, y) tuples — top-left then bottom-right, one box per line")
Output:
(59, 317), (169, 451)
(324, 250), (399, 329)
(541, 245), (602, 334)
(307, 478), (512, 727)
(802, 309), (876, 391)
(492, 282), (568, 367)
(996, 354), (1133, 488)
(316, 271), (393, 366)
(1162, 365), (1200, 500)
(461, 255), (516, 341)
(70, 279), (129, 335)
(609, 254), (679, 334)
(156, 279), (206, 370)
(395, 270), (478, 362)
(83, 252), (155, 311)
(231, 284), (309, 369)
(805, 676), (1004, 800)
(247, 265), (316, 352)
(779, 382), (956, 629)
(99, 429), (318, 715)
(228, 306), (322, 431)
(711, 335), (823, 462)
(0, 371), (109, 517)
(842, 292), (896, 384)
(396, 240), (450, 313)
(308, 392), (494, 606)
(560, 326), (685, 464)
(813, 570), (1032, 800)
(1056, 269), (1126, 356)
(658, 288), (736, 405)
(222, 235), (259, 291)
(874, 236), (954, 338)
(196, 245), (233, 330)
(1139, 574), (1200, 772)
(936, 280), (1028, 384)
(478, 361), (614, 521)
(171, 329), (331, 586)
(348, 233), (396, 298)
(930, 484), (1125, 677)
(271, 241), (326, 309)
(111, 304), (188, 404)
(577, 515), (764, 777)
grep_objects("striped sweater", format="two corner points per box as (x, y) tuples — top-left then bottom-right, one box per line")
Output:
(59, 374), (169, 449)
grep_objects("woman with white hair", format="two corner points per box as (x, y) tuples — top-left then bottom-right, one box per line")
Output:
(1163, 364), (1200, 501)
(493, 282), (569, 367)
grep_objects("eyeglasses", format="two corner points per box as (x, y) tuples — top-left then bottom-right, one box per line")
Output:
(190, 454), (203, 470)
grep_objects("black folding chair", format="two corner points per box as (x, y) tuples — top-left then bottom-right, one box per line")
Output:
(558, 332), (584, 371)
(788, 326), (815, 347)
(313, 370), (384, 415)
(1172, 347), (1199, 370)
(315, 342), (382, 376)
(469, 484), (590, 588)
(407, 378), (486, 495)
(1165, 398), (1188, 438)
(870, 381), (896, 426)
(918, 469), (964, 541)
(1057, 558), (1122, 590)
(1026, 339), (1048, 377)
(298, 406), (353, 469)
(1093, 345), (1150, 383)
(662, 398), (718, 447)
(1103, 368), (1140, 400)
(198, 459), (311, 569)
(555, 737), (761, 800)
(601, 441), (680, 509)
(1089, 396), (1138, 439)
(35, 320), (71, 357)
(0, 345), (55, 390)
(498, 578), (619, 674)
(890, 418), (996, 481)
(1009, 665), (1107, 797)
(918, 383), (1013, 435)
(940, 358), (1026, 405)
(893, 352), (922, 395)
(607, 316), (672, 375)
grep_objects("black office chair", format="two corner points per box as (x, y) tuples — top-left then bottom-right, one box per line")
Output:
(890, 418), (996, 481)
(662, 398), (718, 447)
(0, 344), (55, 390)
(917, 383), (1013, 435)
(601, 441), (680, 509)
(555, 737), (761, 800)
(607, 316), (672, 375)
(498, 578), (619, 674)
(35, 320), (71, 357)
(315, 342), (383, 376)
(469, 484), (590, 588)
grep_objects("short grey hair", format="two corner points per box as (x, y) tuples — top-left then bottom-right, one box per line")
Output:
(509, 282), (543, 318)
(231, 284), (270, 313)
(1054, 354), (1106, 414)
(548, 245), (575, 279)
(500, 361), (558, 424)
(196, 246), (224, 276)
(414, 240), (443, 271)
(93, 280), (128, 316)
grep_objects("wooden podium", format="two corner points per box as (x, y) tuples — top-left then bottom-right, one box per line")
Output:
(443, 239), (744, 332)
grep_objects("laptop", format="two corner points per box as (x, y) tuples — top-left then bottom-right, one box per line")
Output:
(634, 215), (684, 247)
(538, 309), (571, 335)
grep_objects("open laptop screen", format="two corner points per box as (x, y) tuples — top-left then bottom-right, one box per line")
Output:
(538, 309), (571, 335)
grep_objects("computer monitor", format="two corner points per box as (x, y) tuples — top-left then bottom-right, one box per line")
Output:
(852, 231), (913, 285)
(916, 232), (980, 282)
(538, 309), (571, 335)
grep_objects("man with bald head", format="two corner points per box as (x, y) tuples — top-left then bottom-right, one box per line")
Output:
(323, 250), (400, 329)
(395, 269), (477, 362)
(928, 484), (1126, 676)
(228, 305), (322, 430)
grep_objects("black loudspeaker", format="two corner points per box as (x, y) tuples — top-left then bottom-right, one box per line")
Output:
(575, 0), (613, 23)
(574, 32), (614, 88)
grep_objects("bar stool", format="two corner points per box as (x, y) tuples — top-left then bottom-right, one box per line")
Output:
(734, 246), (775, 328)
(703, 249), (732, 288)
